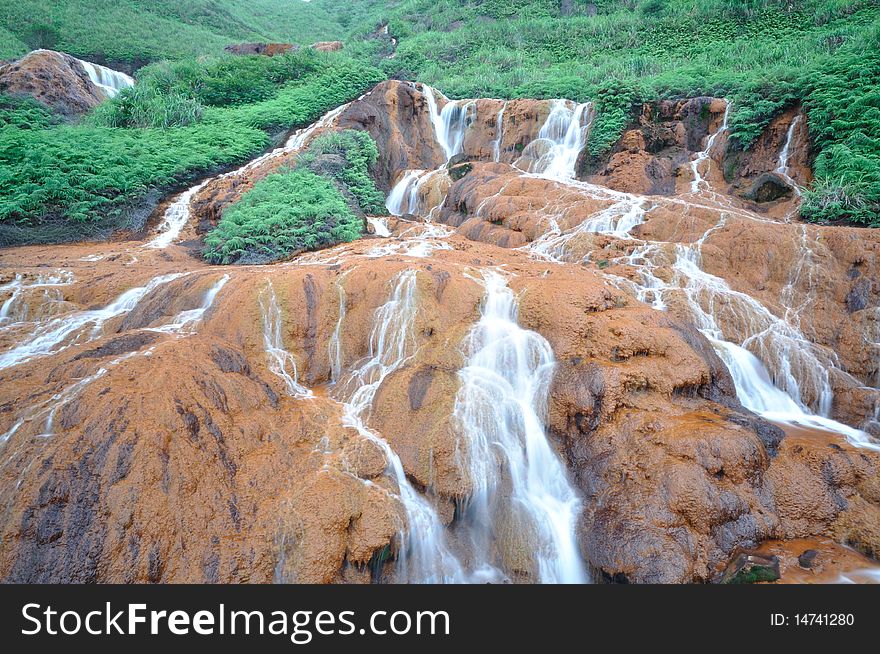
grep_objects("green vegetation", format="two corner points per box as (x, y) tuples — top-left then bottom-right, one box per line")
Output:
(0, 1), (344, 65)
(0, 52), (382, 242)
(204, 168), (360, 264)
(296, 130), (387, 215)
(204, 129), (384, 264)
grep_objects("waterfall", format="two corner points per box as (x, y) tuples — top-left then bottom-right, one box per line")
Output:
(0, 272), (184, 370)
(453, 270), (588, 583)
(530, 100), (594, 180)
(73, 57), (134, 98)
(386, 170), (425, 216)
(775, 115), (803, 196)
(690, 101), (730, 192)
(492, 102), (507, 162)
(149, 275), (229, 334)
(260, 281), (312, 398)
(528, 198), (647, 262)
(367, 217), (391, 237)
(332, 271), (466, 582)
(328, 274), (348, 385)
(423, 86), (475, 162)
(145, 181), (208, 249)
(712, 339), (878, 450)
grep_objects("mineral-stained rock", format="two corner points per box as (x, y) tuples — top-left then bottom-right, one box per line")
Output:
(224, 43), (296, 56)
(0, 49), (107, 116)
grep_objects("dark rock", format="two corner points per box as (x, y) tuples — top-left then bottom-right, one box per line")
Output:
(74, 332), (160, 360)
(743, 173), (793, 203)
(798, 549), (820, 569)
(846, 277), (872, 312)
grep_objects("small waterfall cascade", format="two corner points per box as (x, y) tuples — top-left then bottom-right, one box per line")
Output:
(629, 225), (875, 449)
(453, 270), (588, 583)
(328, 274), (349, 385)
(366, 217), (391, 237)
(385, 170), (425, 216)
(423, 86), (476, 162)
(528, 197), (647, 262)
(690, 101), (730, 192)
(528, 100), (594, 180)
(260, 281), (312, 398)
(145, 181), (208, 249)
(492, 102), (507, 162)
(72, 56), (134, 97)
(0, 271), (74, 326)
(775, 115), (803, 196)
(332, 271), (466, 583)
(149, 274), (229, 334)
(0, 272), (185, 370)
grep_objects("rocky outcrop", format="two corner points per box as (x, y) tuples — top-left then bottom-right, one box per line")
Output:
(224, 43), (297, 56)
(586, 97), (729, 195)
(311, 41), (344, 52)
(0, 49), (107, 116)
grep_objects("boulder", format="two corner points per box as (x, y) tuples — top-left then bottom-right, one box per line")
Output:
(0, 49), (106, 116)
(224, 43), (296, 56)
(311, 41), (344, 52)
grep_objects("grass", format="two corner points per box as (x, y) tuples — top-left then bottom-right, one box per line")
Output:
(204, 129), (385, 264)
(0, 0), (345, 66)
(0, 52), (383, 242)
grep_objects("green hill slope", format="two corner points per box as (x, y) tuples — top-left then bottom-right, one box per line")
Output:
(0, 0), (344, 65)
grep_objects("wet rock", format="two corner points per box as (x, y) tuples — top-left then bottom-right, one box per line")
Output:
(0, 49), (107, 116)
(721, 550), (781, 583)
(797, 549), (819, 568)
(743, 173), (793, 203)
(74, 332), (160, 360)
(846, 277), (872, 312)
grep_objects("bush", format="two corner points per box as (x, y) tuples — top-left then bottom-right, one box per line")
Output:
(297, 129), (387, 214)
(203, 168), (363, 264)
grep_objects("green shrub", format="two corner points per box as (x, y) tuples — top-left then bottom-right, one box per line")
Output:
(203, 168), (363, 264)
(297, 129), (387, 214)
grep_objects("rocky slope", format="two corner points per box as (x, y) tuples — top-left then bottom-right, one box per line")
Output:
(0, 49), (133, 116)
(0, 79), (878, 584)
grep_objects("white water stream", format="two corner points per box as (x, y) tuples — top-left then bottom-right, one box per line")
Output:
(454, 270), (588, 583)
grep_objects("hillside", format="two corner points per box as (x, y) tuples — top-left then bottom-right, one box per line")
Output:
(0, 0), (343, 65)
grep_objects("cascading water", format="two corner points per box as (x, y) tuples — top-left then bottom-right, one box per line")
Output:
(0, 272), (184, 370)
(492, 102), (507, 162)
(332, 271), (466, 583)
(453, 270), (588, 583)
(690, 101), (730, 192)
(385, 170), (425, 216)
(73, 56), (134, 97)
(260, 281), (312, 398)
(149, 274), (229, 334)
(145, 181), (208, 249)
(775, 115), (803, 196)
(527, 100), (594, 180)
(423, 86), (475, 162)
(0, 271), (74, 326)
